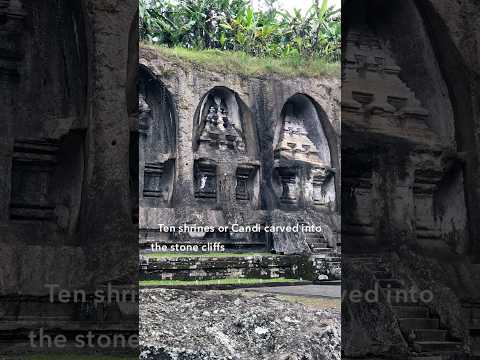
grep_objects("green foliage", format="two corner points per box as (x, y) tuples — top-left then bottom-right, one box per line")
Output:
(139, 0), (340, 62)
(142, 44), (340, 78)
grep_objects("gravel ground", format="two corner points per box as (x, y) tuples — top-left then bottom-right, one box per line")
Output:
(140, 288), (340, 360)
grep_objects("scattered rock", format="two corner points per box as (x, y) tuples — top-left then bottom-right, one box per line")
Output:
(140, 288), (340, 360)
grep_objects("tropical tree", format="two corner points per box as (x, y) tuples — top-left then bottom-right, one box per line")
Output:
(139, 0), (340, 62)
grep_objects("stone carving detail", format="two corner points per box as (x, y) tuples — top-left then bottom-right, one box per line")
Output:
(277, 168), (298, 205)
(194, 160), (217, 199)
(312, 167), (333, 206)
(0, 0), (25, 80)
(10, 139), (59, 221)
(198, 95), (245, 152)
(143, 163), (167, 199)
(413, 166), (444, 241)
(138, 93), (152, 133)
(275, 105), (323, 166)
(138, 72), (177, 207)
(343, 26), (431, 135)
(235, 166), (255, 201)
(274, 98), (335, 208)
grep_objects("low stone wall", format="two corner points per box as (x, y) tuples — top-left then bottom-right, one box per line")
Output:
(291, 254), (341, 282)
(140, 255), (304, 281)
(140, 254), (342, 282)
(312, 255), (341, 281)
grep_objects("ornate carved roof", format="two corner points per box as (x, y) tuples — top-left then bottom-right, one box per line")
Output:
(342, 25), (441, 147)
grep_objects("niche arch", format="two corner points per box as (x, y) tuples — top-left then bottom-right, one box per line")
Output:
(192, 86), (258, 157)
(192, 87), (260, 208)
(273, 93), (338, 210)
(343, 0), (471, 255)
(137, 65), (177, 207)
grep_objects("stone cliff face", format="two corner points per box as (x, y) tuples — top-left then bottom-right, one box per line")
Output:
(138, 47), (341, 256)
(342, 0), (480, 358)
(0, 0), (137, 294)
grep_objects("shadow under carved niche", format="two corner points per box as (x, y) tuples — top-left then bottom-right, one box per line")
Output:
(192, 87), (260, 210)
(5, 0), (89, 243)
(273, 94), (336, 211)
(138, 66), (176, 209)
(10, 131), (85, 239)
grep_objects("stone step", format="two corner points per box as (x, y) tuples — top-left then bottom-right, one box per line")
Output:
(382, 288), (423, 305)
(305, 233), (324, 238)
(413, 329), (447, 342)
(373, 271), (393, 279)
(393, 305), (429, 318)
(399, 318), (439, 331)
(307, 243), (329, 249)
(350, 256), (382, 262)
(413, 341), (463, 353)
(311, 247), (333, 253)
(365, 264), (388, 272)
(306, 240), (327, 244)
(378, 279), (404, 289)
(386, 295), (425, 306)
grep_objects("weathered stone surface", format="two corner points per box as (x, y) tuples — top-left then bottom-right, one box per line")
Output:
(139, 47), (341, 255)
(140, 288), (340, 360)
(342, 259), (408, 358)
(141, 255), (305, 281)
(0, 0), (138, 347)
(342, 1), (480, 358)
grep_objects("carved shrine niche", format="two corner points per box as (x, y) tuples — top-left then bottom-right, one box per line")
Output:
(277, 167), (298, 205)
(342, 25), (438, 146)
(138, 67), (176, 207)
(275, 103), (323, 165)
(274, 95), (335, 209)
(10, 133), (85, 233)
(342, 11), (469, 253)
(312, 167), (334, 206)
(194, 88), (247, 156)
(143, 161), (174, 200)
(235, 165), (258, 202)
(194, 159), (217, 200)
(10, 139), (58, 221)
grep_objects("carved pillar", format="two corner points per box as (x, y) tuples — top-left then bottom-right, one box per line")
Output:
(0, 0), (25, 81)
(194, 159), (217, 200)
(311, 166), (334, 206)
(83, 0), (138, 244)
(9, 139), (59, 221)
(0, 0), (25, 224)
(413, 164), (444, 242)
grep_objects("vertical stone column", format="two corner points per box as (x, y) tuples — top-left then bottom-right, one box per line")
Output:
(0, 71), (13, 225)
(172, 74), (196, 207)
(217, 162), (237, 212)
(83, 1), (137, 246)
(0, 0), (24, 224)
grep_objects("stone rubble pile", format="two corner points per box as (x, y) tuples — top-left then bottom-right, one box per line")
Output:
(140, 288), (340, 360)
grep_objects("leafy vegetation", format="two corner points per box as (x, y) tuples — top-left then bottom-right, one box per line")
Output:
(140, 277), (301, 287)
(139, 0), (340, 63)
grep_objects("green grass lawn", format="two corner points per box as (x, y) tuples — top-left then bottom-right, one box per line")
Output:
(141, 44), (340, 78)
(143, 251), (274, 259)
(140, 277), (301, 287)
(25, 355), (136, 360)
